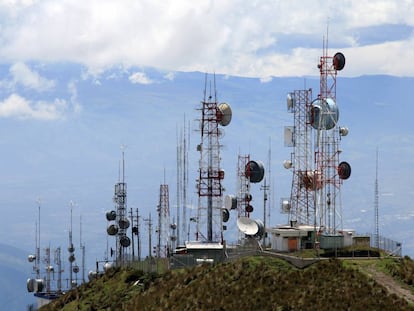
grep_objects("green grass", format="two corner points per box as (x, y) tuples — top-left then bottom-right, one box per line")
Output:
(40, 255), (414, 311)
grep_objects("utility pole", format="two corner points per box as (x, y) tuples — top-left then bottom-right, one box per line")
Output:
(261, 179), (269, 247)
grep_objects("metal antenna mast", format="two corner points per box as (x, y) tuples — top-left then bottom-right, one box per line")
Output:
(374, 148), (380, 249)
(157, 182), (170, 258)
(196, 74), (231, 242)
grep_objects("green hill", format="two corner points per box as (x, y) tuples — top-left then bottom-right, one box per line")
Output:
(40, 255), (414, 311)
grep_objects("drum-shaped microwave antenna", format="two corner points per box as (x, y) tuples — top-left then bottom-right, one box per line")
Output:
(118, 218), (130, 229)
(120, 236), (131, 247)
(106, 210), (116, 221)
(73, 265), (79, 274)
(309, 97), (339, 130)
(333, 52), (346, 71)
(283, 160), (293, 169)
(104, 262), (114, 272)
(217, 102), (232, 126)
(245, 204), (254, 213)
(245, 160), (265, 183)
(339, 127), (349, 136)
(287, 93), (295, 111)
(224, 194), (237, 210)
(338, 161), (351, 179)
(222, 209), (230, 223)
(107, 224), (119, 236)
(237, 217), (265, 239)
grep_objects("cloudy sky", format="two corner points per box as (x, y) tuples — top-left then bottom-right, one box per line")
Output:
(0, 0), (414, 79)
(0, 0), (413, 275)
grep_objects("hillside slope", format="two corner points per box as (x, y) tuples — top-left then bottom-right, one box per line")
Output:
(40, 256), (414, 311)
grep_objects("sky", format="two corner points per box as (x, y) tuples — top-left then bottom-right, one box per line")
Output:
(0, 0), (413, 278)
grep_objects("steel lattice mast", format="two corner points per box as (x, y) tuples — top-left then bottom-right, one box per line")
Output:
(157, 184), (170, 258)
(284, 89), (314, 225)
(195, 75), (231, 243)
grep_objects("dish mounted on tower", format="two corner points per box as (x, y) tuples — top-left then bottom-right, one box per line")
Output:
(195, 74), (232, 243)
(283, 38), (351, 241)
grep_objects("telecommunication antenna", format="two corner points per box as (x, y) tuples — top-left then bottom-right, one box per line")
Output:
(68, 200), (76, 288)
(195, 74), (232, 242)
(374, 148), (380, 249)
(313, 35), (350, 235)
(106, 146), (131, 266)
(283, 89), (314, 224)
(157, 183), (170, 258)
(282, 32), (351, 243)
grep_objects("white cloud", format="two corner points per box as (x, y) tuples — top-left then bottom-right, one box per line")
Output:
(163, 72), (175, 81)
(9, 62), (55, 91)
(0, 0), (413, 77)
(0, 93), (67, 120)
(128, 72), (154, 85)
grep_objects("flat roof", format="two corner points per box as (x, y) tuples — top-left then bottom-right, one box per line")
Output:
(185, 241), (224, 250)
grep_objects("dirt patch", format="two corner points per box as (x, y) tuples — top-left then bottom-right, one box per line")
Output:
(366, 267), (414, 304)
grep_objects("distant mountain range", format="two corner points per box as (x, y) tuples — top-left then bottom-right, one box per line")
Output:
(0, 243), (36, 310)
(0, 64), (413, 281)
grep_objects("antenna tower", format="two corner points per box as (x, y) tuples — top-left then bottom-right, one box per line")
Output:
(195, 74), (231, 242)
(157, 183), (170, 258)
(313, 37), (348, 234)
(374, 149), (379, 249)
(106, 146), (131, 266)
(283, 89), (314, 224)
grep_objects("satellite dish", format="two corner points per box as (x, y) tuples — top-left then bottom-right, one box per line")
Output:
(245, 160), (265, 183)
(338, 161), (351, 179)
(224, 194), (237, 210)
(237, 217), (265, 239)
(333, 52), (346, 71)
(106, 210), (116, 221)
(217, 102), (232, 126)
(222, 209), (230, 223)
(309, 97), (339, 130)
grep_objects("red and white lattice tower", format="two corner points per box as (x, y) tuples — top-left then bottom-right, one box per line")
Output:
(157, 184), (170, 258)
(313, 41), (349, 234)
(196, 76), (232, 242)
(283, 89), (314, 225)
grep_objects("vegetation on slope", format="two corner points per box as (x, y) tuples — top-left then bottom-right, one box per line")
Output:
(41, 256), (414, 311)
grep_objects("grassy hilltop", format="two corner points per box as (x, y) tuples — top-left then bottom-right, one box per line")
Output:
(40, 255), (414, 311)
